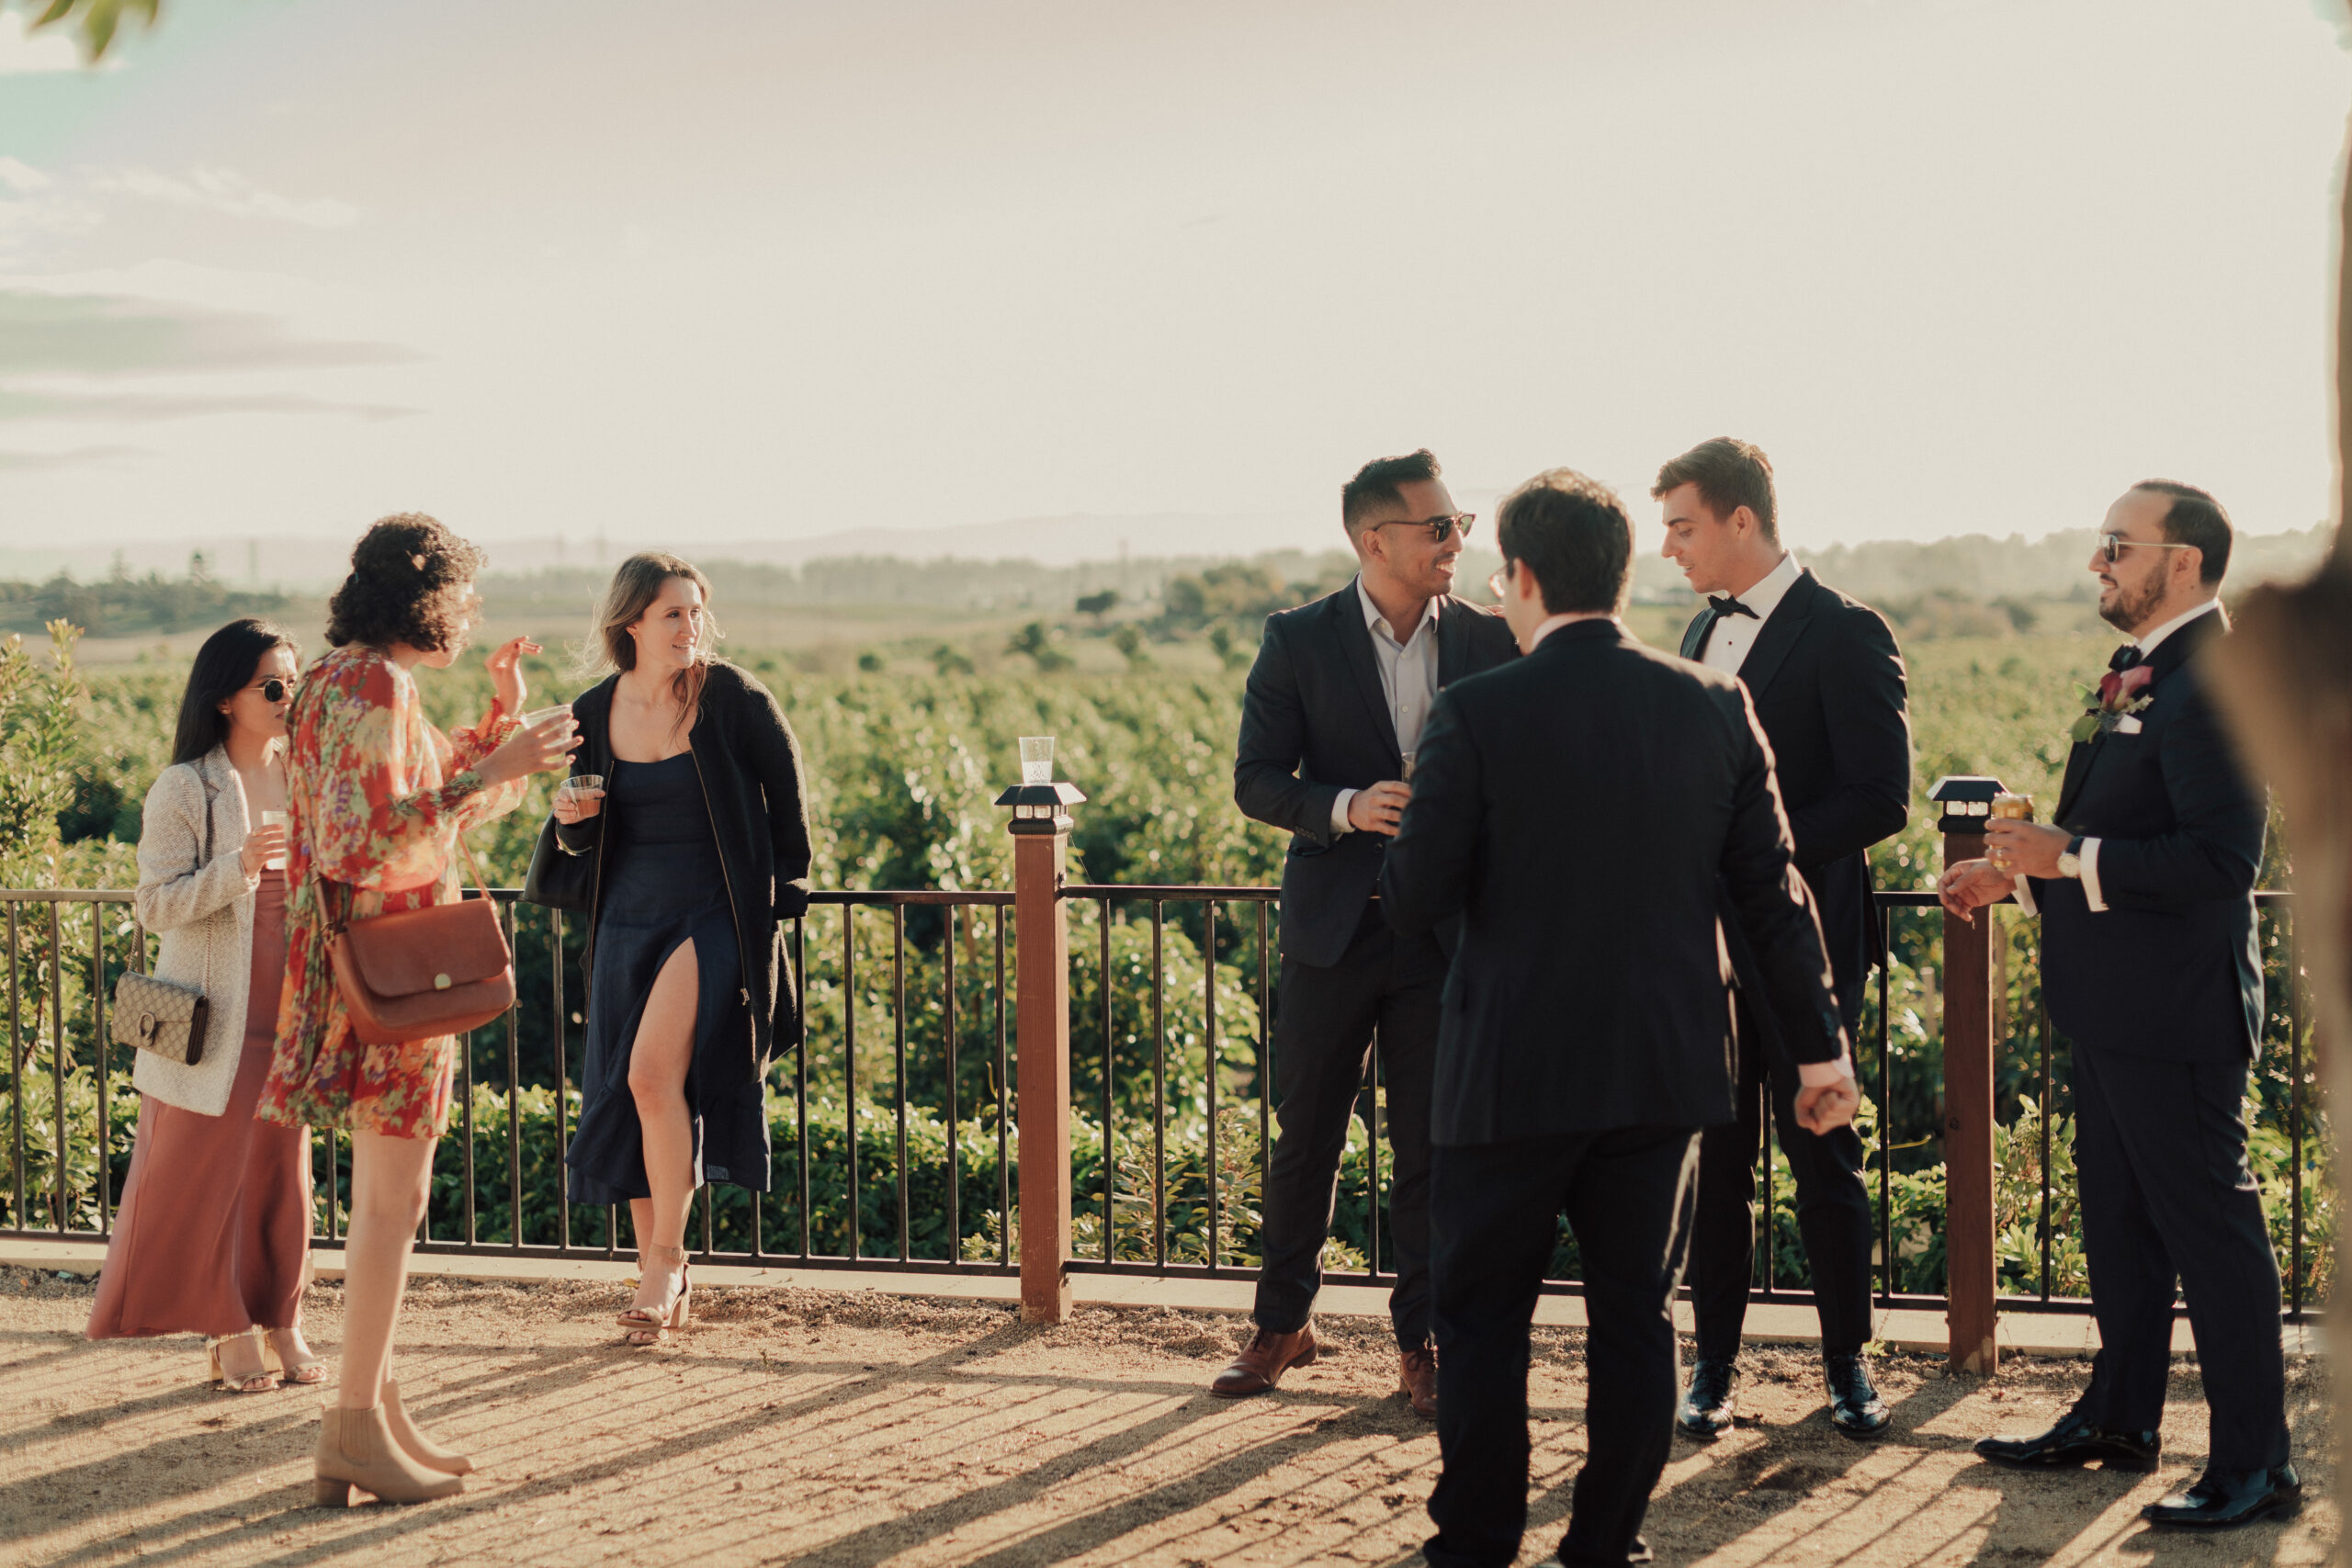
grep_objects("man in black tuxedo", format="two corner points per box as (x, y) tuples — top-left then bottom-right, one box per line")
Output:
(1221, 447), (1518, 1415)
(1383, 468), (1858, 1568)
(1655, 438), (1911, 1441)
(1947, 480), (2295, 1529)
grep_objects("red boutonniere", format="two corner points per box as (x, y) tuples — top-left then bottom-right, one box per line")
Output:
(2072, 663), (2154, 742)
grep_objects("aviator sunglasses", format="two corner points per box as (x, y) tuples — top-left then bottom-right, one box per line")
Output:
(2097, 532), (2195, 565)
(1369, 513), (1476, 544)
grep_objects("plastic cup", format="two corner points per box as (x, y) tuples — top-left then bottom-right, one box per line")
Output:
(559, 773), (605, 816)
(259, 808), (288, 872)
(523, 704), (574, 729)
(1019, 735), (1055, 785)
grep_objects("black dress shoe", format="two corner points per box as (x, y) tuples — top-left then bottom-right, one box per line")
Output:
(1973, 1409), (2160, 1472)
(2141, 1464), (2301, 1529)
(1823, 1353), (1889, 1438)
(1676, 1358), (1737, 1439)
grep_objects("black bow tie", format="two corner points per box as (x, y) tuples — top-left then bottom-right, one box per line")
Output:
(2109, 644), (2143, 672)
(1708, 594), (1759, 621)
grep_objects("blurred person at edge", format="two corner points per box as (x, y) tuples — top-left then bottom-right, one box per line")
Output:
(1382, 468), (1856, 1568)
(1222, 450), (1518, 1418)
(257, 515), (577, 1506)
(533, 552), (813, 1348)
(1946, 483), (2296, 1530)
(86, 619), (326, 1393)
(1656, 438), (1911, 1446)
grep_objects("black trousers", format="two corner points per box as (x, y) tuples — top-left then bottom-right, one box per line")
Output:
(1686, 987), (1875, 1360)
(2071, 1043), (2289, 1471)
(1425, 1126), (1702, 1568)
(1253, 900), (1444, 1351)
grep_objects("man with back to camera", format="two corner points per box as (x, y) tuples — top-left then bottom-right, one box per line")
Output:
(1945, 481), (2295, 1529)
(1381, 467), (1859, 1568)
(1655, 437), (1912, 1441)
(1221, 448), (1518, 1416)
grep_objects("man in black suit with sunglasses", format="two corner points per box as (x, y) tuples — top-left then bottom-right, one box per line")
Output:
(1220, 448), (1517, 1417)
(1657, 438), (1911, 1444)
(1947, 481), (2294, 1530)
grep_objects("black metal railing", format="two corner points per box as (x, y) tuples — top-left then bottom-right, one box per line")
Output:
(1, 883), (2323, 1323)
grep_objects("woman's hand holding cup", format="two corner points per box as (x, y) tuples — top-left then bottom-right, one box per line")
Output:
(552, 773), (605, 825)
(484, 705), (580, 784)
(239, 824), (288, 878)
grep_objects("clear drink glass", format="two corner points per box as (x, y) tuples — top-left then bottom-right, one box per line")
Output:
(559, 773), (605, 818)
(259, 808), (288, 871)
(1019, 736), (1055, 785)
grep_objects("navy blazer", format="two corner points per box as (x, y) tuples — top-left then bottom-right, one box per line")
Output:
(2030, 608), (2266, 1060)
(1679, 568), (1910, 1013)
(1234, 579), (1518, 968)
(1381, 621), (1846, 1145)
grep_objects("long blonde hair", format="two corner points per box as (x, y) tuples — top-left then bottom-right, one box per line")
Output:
(585, 552), (723, 727)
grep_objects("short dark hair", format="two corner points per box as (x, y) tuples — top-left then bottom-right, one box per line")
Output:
(171, 618), (300, 765)
(2133, 479), (2233, 586)
(1651, 437), (1778, 544)
(325, 513), (488, 652)
(1340, 448), (1442, 532)
(1497, 468), (1633, 615)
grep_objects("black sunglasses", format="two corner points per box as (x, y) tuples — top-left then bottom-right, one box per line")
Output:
(2097, 532), (2195, 566)
(248, 678), (292, 703)
(1370, 513), (1475, 544)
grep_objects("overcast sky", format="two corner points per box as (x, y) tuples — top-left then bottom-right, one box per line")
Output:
(1, 0), (2347, 559)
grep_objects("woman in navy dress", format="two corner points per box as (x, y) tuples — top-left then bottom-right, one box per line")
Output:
(543, 552), (812, 1344)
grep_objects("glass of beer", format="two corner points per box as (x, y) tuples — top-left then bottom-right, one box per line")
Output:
(1988, 792), (2033, 870)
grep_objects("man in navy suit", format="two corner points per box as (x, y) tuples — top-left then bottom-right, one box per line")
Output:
(1657, 438), (1911, 1442)
(1946, 480), (2295, 1529)
(1221, 449), (1518, 1415)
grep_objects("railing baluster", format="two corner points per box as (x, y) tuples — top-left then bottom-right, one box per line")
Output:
(2288, 907), (2304, 1321)
(1878, 904), (1893, 1307)
(8, 905), (22, 1233)
(796, 914), (810, 1259)
(553, 906), (571, 1254)
(995, 908), (1009, 1269)
(1151, 901), (1165, 1270)
(944, 905), (957, 1267)
(845, 904), (858, 1260)
(1205, 899), (1218, 1271)
(49, 900), (64, 1235)
(1367, 1029), (1381, 1283)
(1099, 899), (1113, 1262)
(894, 903), (909, 1264)
(92, 902), (110, 1235)
(504, 899), (523, 1255)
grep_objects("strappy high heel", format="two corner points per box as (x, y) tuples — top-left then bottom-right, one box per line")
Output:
(263, 1327), (330, 1387)
(616, 1244), (691, 1347)
(206, 1329), (279, 1394)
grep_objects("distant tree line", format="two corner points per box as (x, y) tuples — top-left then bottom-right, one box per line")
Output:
(0, 562), (294, 638)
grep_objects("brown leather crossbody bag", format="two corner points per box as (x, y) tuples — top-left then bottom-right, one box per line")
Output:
(323, 826), (514, 1046)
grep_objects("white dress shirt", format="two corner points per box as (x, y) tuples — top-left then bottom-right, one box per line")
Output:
(2012, 595), (2222, 917)
(1699, 550), (1801, 673)
(1329, 581), (1442, 837)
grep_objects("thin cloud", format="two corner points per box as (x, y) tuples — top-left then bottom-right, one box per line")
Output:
(0, 22), (98, 74)
(0, 388), (416, 422)
(0, 444), (143, 471)
(0, 289), (420, 376)
(0, 159), (51, 194)
(89, 166), (360, 230)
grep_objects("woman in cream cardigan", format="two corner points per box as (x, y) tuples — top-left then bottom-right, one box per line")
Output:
(86, 618), (326, 1393)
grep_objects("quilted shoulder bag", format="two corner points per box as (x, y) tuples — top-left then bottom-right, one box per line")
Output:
(323, 827), (514, 1046)
(112, 770), (218, 1066)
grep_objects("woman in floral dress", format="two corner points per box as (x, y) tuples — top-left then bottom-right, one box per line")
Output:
(260, 514), (577, 1506)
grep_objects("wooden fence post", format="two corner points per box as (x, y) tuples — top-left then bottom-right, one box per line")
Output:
(999, 781), (1085, 1325)
(1928, 775), (2002, 1375)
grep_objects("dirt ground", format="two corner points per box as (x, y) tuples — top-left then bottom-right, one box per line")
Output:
(0, 1265), (2334, 1567)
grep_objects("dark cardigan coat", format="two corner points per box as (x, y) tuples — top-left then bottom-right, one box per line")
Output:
(541, 660), (813, 1082)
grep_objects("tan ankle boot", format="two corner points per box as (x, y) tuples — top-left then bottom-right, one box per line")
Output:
(312, 1403), (465, 1506)
(380, 1380), (475, 1475)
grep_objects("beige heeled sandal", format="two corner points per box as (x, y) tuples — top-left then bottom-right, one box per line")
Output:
(616, 1244), (691, 1347)
(206, 1329), (279, 1394)
(381, 1379), (474, 1475)
(312, 1402), (464, 1506)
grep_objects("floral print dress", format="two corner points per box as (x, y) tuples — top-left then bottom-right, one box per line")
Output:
(258, 646), (525, 1139)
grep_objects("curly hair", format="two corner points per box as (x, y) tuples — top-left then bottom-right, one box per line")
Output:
(324, 513), (488, 652)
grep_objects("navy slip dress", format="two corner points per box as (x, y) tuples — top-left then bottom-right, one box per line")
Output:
(564, 750), (767, 1204)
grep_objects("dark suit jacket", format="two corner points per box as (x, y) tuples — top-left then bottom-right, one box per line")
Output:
(1235, 578), (1518, 968)
(1380, 620), (1848, 1145)
(2030, 608), (2265, 1060)
(1679, 569), (1910, 1018)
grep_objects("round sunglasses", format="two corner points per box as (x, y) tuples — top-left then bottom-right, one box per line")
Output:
(243, 678), (294, 703)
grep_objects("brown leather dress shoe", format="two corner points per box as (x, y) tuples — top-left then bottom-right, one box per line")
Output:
(1399, 1346), (1437, 1419)
(1210, 1325), (1317, 1397)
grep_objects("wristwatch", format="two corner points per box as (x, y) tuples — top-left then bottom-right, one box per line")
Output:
(2056, 835), (2084, 880)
